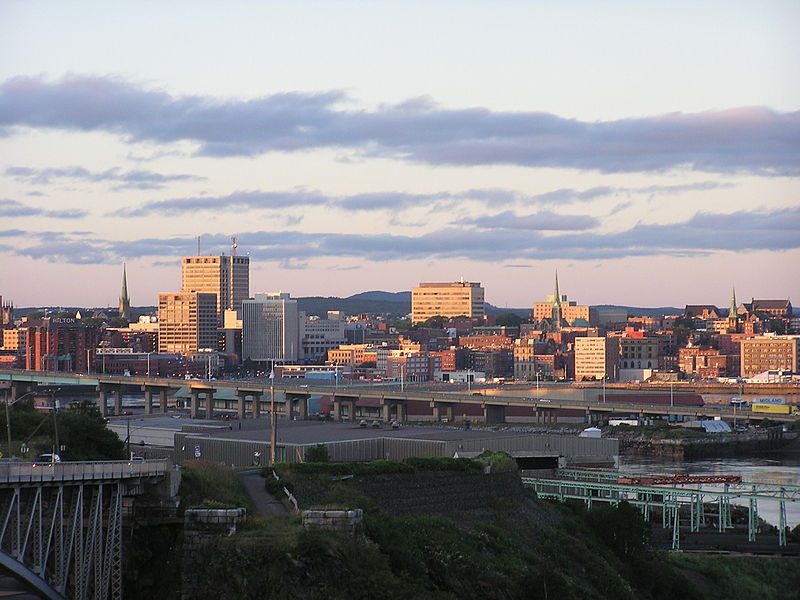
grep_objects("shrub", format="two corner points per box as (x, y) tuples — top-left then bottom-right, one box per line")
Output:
(304, 444), (329, 463)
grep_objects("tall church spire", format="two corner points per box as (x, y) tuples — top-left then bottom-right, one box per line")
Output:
(551, 271), (562, 328)
(729, 285), (737, 318)
(118, 263), (131, 323)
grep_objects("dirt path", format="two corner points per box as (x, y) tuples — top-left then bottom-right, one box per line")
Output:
(238, 469), (290, 519)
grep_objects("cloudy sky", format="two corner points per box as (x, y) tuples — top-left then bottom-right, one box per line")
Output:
(1, 1), (798, 309)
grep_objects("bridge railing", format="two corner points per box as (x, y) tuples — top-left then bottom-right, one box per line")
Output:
(0, 459), (170, 483)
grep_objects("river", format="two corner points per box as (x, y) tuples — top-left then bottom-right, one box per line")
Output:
(620, 453), (800, 529)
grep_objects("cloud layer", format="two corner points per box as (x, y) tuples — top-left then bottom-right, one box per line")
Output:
(1, 75), (798, 175)
(7, 206), (798, 266)
(117, 181), (734, 217)
(0, 199), (87, 219)
(6, 165), (204, 190)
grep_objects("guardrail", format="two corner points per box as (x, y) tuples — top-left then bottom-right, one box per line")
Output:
(0, 459), (170, 483)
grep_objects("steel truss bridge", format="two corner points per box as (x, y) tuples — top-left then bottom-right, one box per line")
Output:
(0, 460), (169, 600)
(523, 468), (800, 550)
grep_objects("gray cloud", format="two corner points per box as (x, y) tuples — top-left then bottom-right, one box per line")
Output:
(118, 180), (733, 217)
(457, 210), (599, 231)
(1, 75), (797, 175)
(0, 199), (88, 219)
(7, 207), (798, 265)
(115, 189), (328, 217)
(6, 165), (204, 190)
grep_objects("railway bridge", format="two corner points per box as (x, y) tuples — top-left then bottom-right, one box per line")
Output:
(0, 459), (171, 599)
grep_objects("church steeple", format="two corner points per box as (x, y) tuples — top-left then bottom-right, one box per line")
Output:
(729, 285), (737, 318)
(118, 263), (131, 323)
(551, 271), (562, 329)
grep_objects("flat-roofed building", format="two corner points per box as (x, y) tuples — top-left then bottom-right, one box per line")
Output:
(23, 317), (98, 372)
(181, 254), (249, 319)
(241, 293), (299, 365)
(158, 292), (218, 355)
(740, 335), (799, 378)
(301, 313), (346, 362)
(575, 336), (620, 381)
(411, 280), (485, 324)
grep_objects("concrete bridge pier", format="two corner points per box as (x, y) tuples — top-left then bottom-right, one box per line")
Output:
(332, 399), (341, 421)
(395, 402), (406, 423)
(98, 388), (108, 417)
(204, 390), (216, 419)
(483, 404), (506, 425)
(159, 388), (168, 413)
(113, 387), (123, 416)
(235, 391), (260, 420)
(285, 394), (308, 420)
(144, 389), (154, 415)
(9, 383), (33, 402)
(190, 390), (200, 419)
(97, 384), (123, 417)
(431, 401), (455, 422)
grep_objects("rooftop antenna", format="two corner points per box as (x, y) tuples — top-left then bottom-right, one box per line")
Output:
(231, 235), (238, 257)
(197, 235), (201, 256)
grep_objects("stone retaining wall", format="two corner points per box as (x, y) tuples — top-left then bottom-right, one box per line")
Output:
(302, 509), (363, 533)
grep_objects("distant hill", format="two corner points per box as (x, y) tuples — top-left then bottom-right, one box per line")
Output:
(347, 291), (411, 303)
(593, 305), (683, 318)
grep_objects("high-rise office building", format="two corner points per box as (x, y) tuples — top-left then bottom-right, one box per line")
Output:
(242, 293), (299, 365)
(411, 280), (485, 324)
(158, 292), (218, 355)
(574, 336), (620, 381)
(181, 254), (249, 318)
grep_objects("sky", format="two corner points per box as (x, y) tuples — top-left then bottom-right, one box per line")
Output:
(1, 1), (798, 310)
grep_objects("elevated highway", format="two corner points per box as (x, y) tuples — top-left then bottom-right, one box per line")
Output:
(2, 368), (798, 425)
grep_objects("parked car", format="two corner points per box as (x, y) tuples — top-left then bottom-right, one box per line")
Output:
(35, 453), (61, 463)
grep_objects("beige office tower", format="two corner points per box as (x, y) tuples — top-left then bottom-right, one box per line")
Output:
(740, 335), (799, 378)
(181, 255), (250, 318)
(411, 280), (485, 324)
(158, 292), (218, 354)
(574, 336), (620, 382)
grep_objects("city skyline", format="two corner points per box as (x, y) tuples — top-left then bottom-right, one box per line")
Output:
(1, 2), (798, 308)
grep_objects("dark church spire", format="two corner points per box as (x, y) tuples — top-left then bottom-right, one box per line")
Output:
(119, 263), (131, 323)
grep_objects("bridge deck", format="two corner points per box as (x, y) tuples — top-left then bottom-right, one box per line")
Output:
(0, 459), (169, 484)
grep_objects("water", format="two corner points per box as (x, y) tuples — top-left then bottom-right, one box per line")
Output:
(620, 454), (800, 528)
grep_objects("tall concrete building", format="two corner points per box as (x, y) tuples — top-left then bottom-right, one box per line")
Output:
(158, 292), (218, 355)
(740, 335), (799, 378)
(574, 336), (620, 381)
(242, 293), (299, 365)
(411, 280), (485, 324)
(181, 254), (250, 319)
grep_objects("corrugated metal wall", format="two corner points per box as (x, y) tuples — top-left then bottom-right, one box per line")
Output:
(173, 432), (616, 467)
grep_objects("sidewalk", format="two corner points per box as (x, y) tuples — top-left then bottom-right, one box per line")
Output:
(238, 469), (290, 518)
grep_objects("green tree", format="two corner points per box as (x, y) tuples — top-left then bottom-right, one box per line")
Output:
(2, 400), (126, 460)
(109, 316), (129, 328)
(82, 317), (106, 327)
(495, 313), (523, 327)
(420, 315), (447, 328)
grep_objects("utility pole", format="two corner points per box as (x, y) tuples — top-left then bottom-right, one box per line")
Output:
(270, 386), (277, 465)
